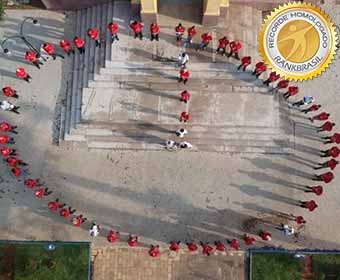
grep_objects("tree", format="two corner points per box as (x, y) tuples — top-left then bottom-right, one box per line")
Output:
(0, 1), (5, 21)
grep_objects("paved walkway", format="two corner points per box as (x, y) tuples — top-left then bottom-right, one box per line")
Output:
(92, 247), (245, 280)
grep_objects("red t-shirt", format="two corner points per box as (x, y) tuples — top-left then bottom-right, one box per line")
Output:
(331, 133), (340, 144)
(1, 147), (11, 157)
(60, 40), (71, 52)
(43, 43), (55, 55)
(308, 104), (321, 112)
(149, 246), (161, 257)
(322, 121), (334, 132)
(16, 68), (28, 78)
(180, 70), (190, 79)
(34, 188), (44, 198)
(169, 242), (180, 252)
(48, 201), (60, 211)
(305, 200), (317, 211)
(87, 28), (99, 40)
(181, 112), (190, 120)
(24, 179), (37, 188)
(128, 237), (138, 247)
(60, 208), (70, 218)
(25, 51), (37, 63)
(288, 86), (299, 95)
(187, 242), (198, 251)
(201, 33), (212, 44)
(241, 56), (251, 65)
(108, 22), (119, 34)
(187, 27), (196, 37)
(218, 37), (229, 48)
(314, 112), (329, 120)
(0, 122), (11, 132)
(72, 216), (83, 227)
(215, 241), (226, 251)
(230, 239), (240, 250)
(269, 72), (280, 82)
(181, 91), (191, 101)
(2, 87), (15, 97)
(107, 231), (119, 243)
(328, 147), (340, 158)
(260, 231), (272, 241)
(230, 41), (242, 52)
(295, 216), (305, 224)
(202, 244), (213, 255)
(255, 62), (267, 73)
(320, 172), (334, 183)
(175, 25), (185, 33)
(150, 24), (160, 34)
(328, 159), (338, 170)
(277, 80), (289, 89)
(7, 157), (18, 167)
(12, 167), (21, 177)
(311, 186), (323, 195)
(0, 135), (9, 144)
(130, 22), (143, 33)
(73, 37), (85, 48)
(244, 236), (255, 245)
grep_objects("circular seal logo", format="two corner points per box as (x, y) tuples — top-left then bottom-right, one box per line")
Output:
(259, 2), (338, 81)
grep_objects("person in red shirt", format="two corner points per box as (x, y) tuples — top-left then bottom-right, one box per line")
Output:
(59, 206), (77, 218)
(283, 86), (299, 99)
(42, 43), (64, 60)
(0, 121), (18, 134)
(229, 239), (240, 250)
(320, 146), (340, 158)
(227, 41), (242, 60)
(2, 86), (19, 99)
(108, 22), (119, 43)
(0, 135), (15, 145)
(201, 242), (213, 256)
(175, 23), (185, 41)
(87, 27), (101, 47)
(25, 50), (43, 69)
(127, 235), (138, 247)
(243, 234), (256, 246)
(301, 104), (322, 114)
(290, 215), (306, 225)
(275, 79), (289, 92)
(11, 167), (29, 178)
(34, 187), (52, 198)
(150, 22), (160, 41)
(309, 112), (330, 123)
(238, 56), (251, 71)
(180, 111), (190, 122)
(186, 241), (198, 252)
(263, 72), (280, 86)
(215, 241), (226, 252)
(178, 68), (190, 84)
(149, 245), (161, 257)
(259, 230), (272, 241)
(72, 214), (87, 226)
(197, 33), (212, 51)
(6, 156), (27, 167)
(180, 90), (191, 103)
(48, 198), (66, 212)
(314, 158), (338, 170)
(73, 36), (85, 54)
(299, 200), (318, 211)
(323, 133), (340, 144)
(107, 230), (120, 243)
(130, 20), (144, 40)
(216, 36), (229, 55)
(304, 185), (323, 196)
(59, 39), (75, 56)
(16, 67), (32, 83)
(169, 241), (181, 252)
(0, 147), (16, 158)
(313, 171), (334, 183)
(186, 25), (196, 44)
(252, 62), (267, 79)
(317, 121), (335, 133)
(24, 178), (44, 189)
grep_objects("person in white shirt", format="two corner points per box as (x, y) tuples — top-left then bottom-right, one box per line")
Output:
(166, 140), (177, 149)
(179, 141), (193, 149)
(0, 101), (20, 114)
(178, 52), (189, 67)
(175, 128), (188, 138)
(89, 223), (100, 237)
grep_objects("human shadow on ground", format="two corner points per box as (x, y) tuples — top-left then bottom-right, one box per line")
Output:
(126, 83), (181, 101)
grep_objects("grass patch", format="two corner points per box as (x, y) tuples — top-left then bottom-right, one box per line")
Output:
(0, 242), (90, 280)
(312, 254), (340, 280)
(251, 252), (301, 280)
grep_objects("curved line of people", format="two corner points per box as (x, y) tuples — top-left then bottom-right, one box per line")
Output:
(0, 18), (339, 258)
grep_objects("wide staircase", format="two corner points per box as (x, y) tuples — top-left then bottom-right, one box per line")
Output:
(61, 0), (293, 154)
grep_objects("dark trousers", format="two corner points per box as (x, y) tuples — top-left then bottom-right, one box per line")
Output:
(77, 47), (85, 54)
(95, 40), (101, 47)
(66, 49), (75, 56)
(134, 32), (143, 40)
(33, 60), (43, 69)
(178, 78), (188, 84)
(23, 76), (31, 83)
(216, 47), (226, 55)
(51, 53), (65, 60)
(237, 64), (248, 71)
(151, 33), (159, 41)
(227, 51), (240, 60)
(111, 34), (119, 43)
(11, 106), (20, 114)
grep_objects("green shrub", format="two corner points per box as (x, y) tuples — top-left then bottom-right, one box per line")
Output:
(0, 0), (5, 21)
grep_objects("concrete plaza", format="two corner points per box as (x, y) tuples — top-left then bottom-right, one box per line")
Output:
(0, 1), (340, 279)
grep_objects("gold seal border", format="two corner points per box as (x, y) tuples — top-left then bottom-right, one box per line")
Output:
(258, 1), (338, 82)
